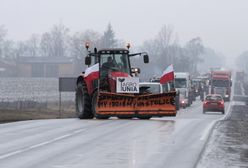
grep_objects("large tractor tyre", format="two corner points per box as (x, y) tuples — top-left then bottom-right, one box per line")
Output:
(175, 96), (180, 111)
(75, 83), (93, 119)
(92, 91), (110, 119)
(137, 116), (152, 120)
(176, 102), (180, 111)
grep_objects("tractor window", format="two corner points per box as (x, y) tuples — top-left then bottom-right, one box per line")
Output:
(100, 54), (130, 74)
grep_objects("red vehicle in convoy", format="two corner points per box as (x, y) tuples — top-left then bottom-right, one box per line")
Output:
(203, 94), (225, 114)
(210, 70), (232, 101)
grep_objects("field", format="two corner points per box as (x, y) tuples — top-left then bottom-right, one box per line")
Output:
(0, 78), (75, 122)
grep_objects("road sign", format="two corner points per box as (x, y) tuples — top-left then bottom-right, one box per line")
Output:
(59, 77), (77, 92)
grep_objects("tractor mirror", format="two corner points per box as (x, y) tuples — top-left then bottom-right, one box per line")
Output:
(143, 54), (149, 63)
(85, 56), (91, 65)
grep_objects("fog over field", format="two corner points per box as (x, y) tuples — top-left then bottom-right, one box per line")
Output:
(1, 0), (248, 58)
(1, 0), (248, 76)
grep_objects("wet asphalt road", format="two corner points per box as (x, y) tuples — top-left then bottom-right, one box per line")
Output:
(0, 99), (230, 168)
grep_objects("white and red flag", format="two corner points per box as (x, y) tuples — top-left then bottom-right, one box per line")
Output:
(160, 64), (175, 84)
(84, 63), (99, 81)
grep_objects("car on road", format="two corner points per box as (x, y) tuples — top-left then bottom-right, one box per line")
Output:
(139, 82), (170, 94)
(203, 94), (225, 114)
(179, 93), (188, 109)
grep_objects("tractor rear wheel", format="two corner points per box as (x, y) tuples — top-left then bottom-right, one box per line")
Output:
(92, 91), (110, 119)
(75, 83), (93, 119)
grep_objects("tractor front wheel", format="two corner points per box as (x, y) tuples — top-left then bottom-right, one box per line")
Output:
(75, 83), (93, 119)
(92, 91), (110, 119)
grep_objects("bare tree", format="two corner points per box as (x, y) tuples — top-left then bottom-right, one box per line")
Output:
(40, 32), (53, 57)
(70, 30), (101, 74)
(0, 25), (7, 59)
(70, 30), (101, 59)
(156, 25), (177, 64)
(15, 41), (29, 58)
(100, 23), (117, 48)
(40, 23), (69, 57)
(51, 23), (69, 57)
(185, 37), (204, 74)
(2, 40), (15, 60)
(26, 34), (40, 57)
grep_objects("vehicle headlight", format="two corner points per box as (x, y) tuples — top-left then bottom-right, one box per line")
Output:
(225, 95), (229, 97)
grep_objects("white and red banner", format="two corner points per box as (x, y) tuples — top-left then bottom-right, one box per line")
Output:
(84, 63), (99, 80)
(160, 64), (174, 84)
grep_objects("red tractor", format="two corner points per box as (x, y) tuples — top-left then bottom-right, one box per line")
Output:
(75, 44), (177, 119)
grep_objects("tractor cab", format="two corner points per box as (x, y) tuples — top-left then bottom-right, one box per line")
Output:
(85, 45), (148, 93)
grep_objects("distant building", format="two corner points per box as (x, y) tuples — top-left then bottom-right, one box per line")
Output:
(17, 57), (75, 77)
(0, 60), (16, 77)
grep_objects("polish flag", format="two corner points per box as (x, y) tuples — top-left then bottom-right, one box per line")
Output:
(160, 64), (174, 84)
(84, 63), (99, 81)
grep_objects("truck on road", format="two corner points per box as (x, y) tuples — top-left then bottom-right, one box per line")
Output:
(210, 70), (232, 101)
(174, 72), (193, 107)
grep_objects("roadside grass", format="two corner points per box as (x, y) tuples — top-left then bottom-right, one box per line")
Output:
(0, 102), (76, 123)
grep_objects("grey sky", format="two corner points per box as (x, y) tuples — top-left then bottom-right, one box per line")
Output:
(0, 0), (247, 57)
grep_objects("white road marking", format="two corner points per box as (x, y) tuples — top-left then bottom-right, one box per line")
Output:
(0, 150), (22, 160)
(0, 128), (86, 160)
(29, 142), (50, 149)
(241, 83), (245, 96)
(200, 120), (216, 141)
(200, 100), (233, 141)
(222, 101), (233, 120)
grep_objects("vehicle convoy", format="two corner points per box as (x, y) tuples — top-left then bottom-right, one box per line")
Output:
(75, 44), (177, 119)
(192, 77), (203, 97)
(203, 94), (225, 114)
(174, 72), (193, 107)
(210, 70), (232, 101)
(192, 77), (206, 101)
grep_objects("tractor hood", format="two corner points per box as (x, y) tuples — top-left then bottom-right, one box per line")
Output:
(108, 71), (130, 80)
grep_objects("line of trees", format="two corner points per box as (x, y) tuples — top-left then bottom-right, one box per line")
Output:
(137, 25), (224, 79)
(0, 23), (224, 78)
(0, 23), (118, 60)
